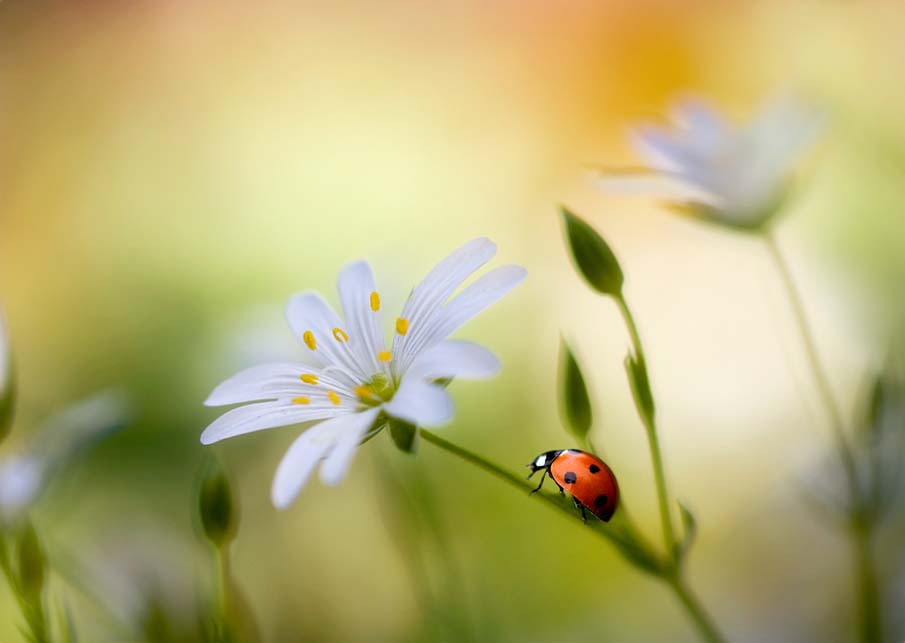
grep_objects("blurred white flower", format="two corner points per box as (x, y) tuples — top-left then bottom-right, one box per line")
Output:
(202, 238), (526, 509)
(0, 390), (132, 524)
(599, 95), (822, 228)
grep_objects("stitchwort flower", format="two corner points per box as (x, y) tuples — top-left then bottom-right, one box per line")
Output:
(599, 95), (821, 230)
(202, 238), (526, 509)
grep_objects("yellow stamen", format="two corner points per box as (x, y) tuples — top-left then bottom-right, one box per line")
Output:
(292, 396), (310, 405)
(327, 391), (341, 405)
(354, 385), (375, 399)
(395, 317), (409, 335)
(377, 350), (392, 362)
(300, 374), (319, 385)
(303, 330), (316, 350)
(370, 291), (381, 312)
(332, 327), (349, 342)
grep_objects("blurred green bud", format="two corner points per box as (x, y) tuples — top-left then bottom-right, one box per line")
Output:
(558, 339), (592, 442)
(677, 500), (697, 561)
(199, 467), (237, 548)
(16, 520), (47, 600)
(624, 352), (655, 423)
(0, 312), (15, 444)
(561, 207), (624, 297)
(388, 419), (418, 454)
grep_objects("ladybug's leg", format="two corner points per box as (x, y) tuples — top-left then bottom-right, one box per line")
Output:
(552, 480), (565, 497)
(572, 497), (588, 524)
(529, 467), (549, 494)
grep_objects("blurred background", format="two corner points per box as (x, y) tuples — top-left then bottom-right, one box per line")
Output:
(1, 0), (905, 641)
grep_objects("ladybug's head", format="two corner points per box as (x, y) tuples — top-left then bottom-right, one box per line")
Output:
(525, 450), (564, 477)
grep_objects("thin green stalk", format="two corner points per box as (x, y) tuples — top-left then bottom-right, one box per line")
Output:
(419, 429), (725, 643)
(765, 231), (881, 642)
(0, 533), (50, 643)
(418, 429), (659, 564)
(214, 544), (232, 642)
(853, 517), (881, 643)
(668, 574), (724, 643)
(616, 295), (678, 561)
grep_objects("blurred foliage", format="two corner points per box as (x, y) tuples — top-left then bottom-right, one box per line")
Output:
(0, 0), (904, 641)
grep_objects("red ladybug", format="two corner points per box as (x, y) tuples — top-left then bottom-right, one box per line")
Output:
(526, 449), (619, 522)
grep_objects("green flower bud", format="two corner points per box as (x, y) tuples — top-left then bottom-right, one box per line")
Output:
(561, 207), (624, 297)
(558, 339), (592, 442)
(199, 466), (237, 548)
(17, 520), (46, 600)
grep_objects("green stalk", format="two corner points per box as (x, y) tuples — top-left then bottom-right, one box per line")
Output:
(764, 231), (881, 642)
(419, 430), (724, 642)
(668, 574), (725, 643)
(616, 295), (678, 561)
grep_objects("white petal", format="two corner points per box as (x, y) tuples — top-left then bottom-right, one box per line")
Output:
(630, 125), (691, 172)
(385, 378), (453, 427)
(406, 340), (500, 381)
(271, 409), (379, 508)
(395, 264), (526, 374)
(200, 400), (346, 445)
(597, 171), (721, 206)
(285, 292), (369, 381)
(205, 363), (325, 406)
(318, 408), (380, 486)
(434, 264), (527, 341)
(393, 238), (497, 372)
(337, 261), (387, 377)
(270, 422), (336, 509)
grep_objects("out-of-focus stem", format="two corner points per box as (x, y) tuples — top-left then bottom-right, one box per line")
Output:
(214, 543), (232, 642)
(764, 231), (881, 643)
(668, 574), (725, 643)
(616, 295), (677, 562)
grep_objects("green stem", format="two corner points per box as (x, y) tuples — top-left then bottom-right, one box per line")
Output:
(419, 430), (725, 642)
(765, 231), (881, 642)
(616, 295), (678, 561)
(418, 429), (660, 564)
(853, 517), (881, 643)
(0, 533), (50, 643)
(668, 574), (724, 643)
(214, 543), (232, 642)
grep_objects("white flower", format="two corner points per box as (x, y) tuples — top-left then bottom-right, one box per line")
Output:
(599, 95), (821, 228)
(202, 238), (526, 509)
(0, 390), (131, 524)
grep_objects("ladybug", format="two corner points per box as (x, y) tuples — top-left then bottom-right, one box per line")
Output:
(526, 449), (619, 522)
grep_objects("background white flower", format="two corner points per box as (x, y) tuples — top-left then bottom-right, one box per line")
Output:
(0, 390), (132, 524)
(598, 95), (822, 228)
(202, 238), (526, 509)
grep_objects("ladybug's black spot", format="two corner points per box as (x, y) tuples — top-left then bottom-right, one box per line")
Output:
(563, 472), (577, 484)
(589, 464), (601, 474)
(594, 494), (608, 508)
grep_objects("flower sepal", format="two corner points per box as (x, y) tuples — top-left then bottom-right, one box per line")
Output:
(388, 418), (418, 454)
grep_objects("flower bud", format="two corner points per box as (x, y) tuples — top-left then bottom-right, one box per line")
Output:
(558, 339), (592, 442)
(561, 207), (624, 297)
(199, 466), (237, 548)
(17, 520), (46, 600)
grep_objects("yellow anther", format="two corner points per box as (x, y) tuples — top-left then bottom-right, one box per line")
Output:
(300, 374), (319, 385)
(332, 327), (349, 343)
(303, 330), (316, 351)
(327, 390), (341, 405)
(395, 317), (409, 335)
(354, 385), (375, 399)
(292, 396), (311, 405)
(377, 350), (392, 362)
(370, 291), (381, 312)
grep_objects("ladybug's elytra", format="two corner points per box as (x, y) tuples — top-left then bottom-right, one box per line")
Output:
(526, 449), (619, 522)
